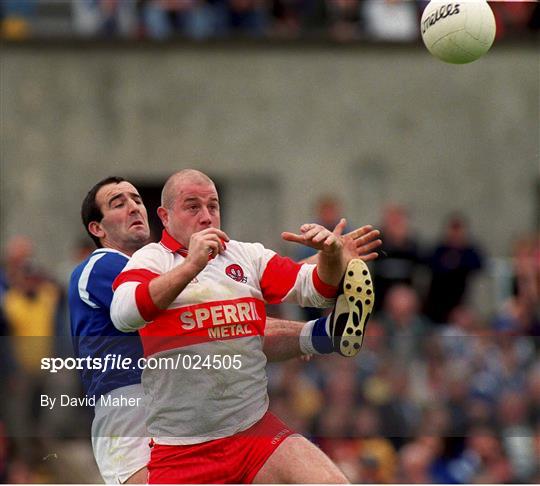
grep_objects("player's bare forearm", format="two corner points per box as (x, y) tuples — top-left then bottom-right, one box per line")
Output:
(263, 318), (304, 362)
(149, 260), (200, 310)
(316, 247), (346, 288)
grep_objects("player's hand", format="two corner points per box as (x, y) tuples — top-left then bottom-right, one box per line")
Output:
(282, 223), (342, 256)
(186, 228), (229, 272)
(332, 219), (382, 262)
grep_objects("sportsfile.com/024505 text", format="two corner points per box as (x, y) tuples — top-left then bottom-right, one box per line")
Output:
(40, 354), (243, 373)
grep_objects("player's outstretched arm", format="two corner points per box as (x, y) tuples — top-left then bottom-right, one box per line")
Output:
(300, 219), (382, 265)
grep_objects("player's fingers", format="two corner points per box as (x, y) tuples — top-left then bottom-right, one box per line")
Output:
(332, 218), (347, 237)
(355, 229), (381, 245)
(322, 233), (339, 248)
(206, 239), (221, 256)
(281, 232), (305, 244)
(359, 252), (379, 262)
(357, 239), (383, 254)
(301, 229), (318, 240)
(201, 227), (230, 242)
(300, 223), (318, 233)
(312, 228), (333, 243)
(217, 229), (230, 242)
(202, 234), (223, 252)
(304, 225), (327, 241)
(344, 225), (373, 240)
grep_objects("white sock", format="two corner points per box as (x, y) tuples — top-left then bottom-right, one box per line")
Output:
(299, 320), (318, 355)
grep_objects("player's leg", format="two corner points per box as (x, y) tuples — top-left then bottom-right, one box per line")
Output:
(124, 467), (147, 483)
(252, 434), (349, 484)
(92, 386), (150, 484)
(327, 259), (374, 357)
(268, 259), (374, 360)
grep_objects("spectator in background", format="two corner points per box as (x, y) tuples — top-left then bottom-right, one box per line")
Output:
(529, 1), (540, 31)
(0, 235), (34, 294)
(379, 284), (430, 362)
(529, 363), (540, 425)
(351, 405), (397, 484)
(491, 0), (538, 38)
(397, 439), (436, 484)
(408, 334), (448, 405)
(325, 0), (360, 42)
(463, 427), (513, 483)
(491, 234), (540, 343)
(442, 363), (472, 437)
(376, 366), (421, 449)
(361, 0), (418, 42)
(140, 0), (218, 40)
(0, 0), (36, 40)
(510, 234), (540, 306)
(71, 0), (138, 37)
(492, 292), (540, 339)
(270, 0), (308, 38)
(0, 236), (66, 462)
(424, 213), (484, 324)
(496, 388), (536, 482)
(439, 305), (483, 362)
(226, 0), (269, 37)
(3, 262), (65, 384)
(373, 203), (423, 312)
(0, 305), (17, 414)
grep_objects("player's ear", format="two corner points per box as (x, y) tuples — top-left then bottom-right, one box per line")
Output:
(157, 206), (168, 227)
(88, 221), (105, 240)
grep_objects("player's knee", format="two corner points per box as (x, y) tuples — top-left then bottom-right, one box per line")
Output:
(321, 466), (350, 484)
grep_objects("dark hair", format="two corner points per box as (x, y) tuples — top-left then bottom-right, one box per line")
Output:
(81, 176), (126, 248)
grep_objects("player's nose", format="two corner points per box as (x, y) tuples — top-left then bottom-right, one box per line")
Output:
(127, 198), (140, 213)
(199, 206), (212, 223)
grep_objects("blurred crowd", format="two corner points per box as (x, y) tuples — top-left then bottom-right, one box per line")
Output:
(270, 199), (540, 483)
(1, 199), (539, 482)
(1, 0), (539, 42)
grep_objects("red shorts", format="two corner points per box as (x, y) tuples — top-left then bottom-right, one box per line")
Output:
(148, 412), (294, 484)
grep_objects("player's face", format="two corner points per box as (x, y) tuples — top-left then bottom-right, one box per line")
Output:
(166, 181), (220, 247)
(94, 182), (150, 254)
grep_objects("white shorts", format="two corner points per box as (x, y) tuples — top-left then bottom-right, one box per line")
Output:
(91, 384), (150, 484)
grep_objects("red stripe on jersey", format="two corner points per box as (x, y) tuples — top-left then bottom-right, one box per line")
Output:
(259, 255), (302, 304)
(138, 297), (266, 357)
(112, 269), (160, 290)
(160, 229), (183, 253)
(312, 267), (338, 298)
(135, 282), (161, 322)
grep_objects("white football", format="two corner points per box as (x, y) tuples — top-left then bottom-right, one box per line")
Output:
(421, 1), (496, 64)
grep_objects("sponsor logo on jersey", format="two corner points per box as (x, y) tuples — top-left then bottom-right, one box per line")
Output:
(179, 300), (261, 331)
(139, 297), (266, 355)
(225, 264), (247, 283)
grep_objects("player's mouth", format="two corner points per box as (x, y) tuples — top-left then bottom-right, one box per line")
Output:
(130, 220), (145, 229)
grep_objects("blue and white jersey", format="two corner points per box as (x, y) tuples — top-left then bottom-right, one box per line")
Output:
(69, 248), (143, 399)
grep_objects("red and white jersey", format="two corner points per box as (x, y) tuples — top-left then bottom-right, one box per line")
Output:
(111, 230), (336, 445)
